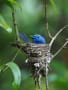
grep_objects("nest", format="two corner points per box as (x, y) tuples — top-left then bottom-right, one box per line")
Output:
(11, 42), (52, 89)
(23, 43), (51, 62)
(22, 43), (52, 88)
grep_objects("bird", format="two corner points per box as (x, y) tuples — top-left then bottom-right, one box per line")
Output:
(19, 32), (46, 44)
(31, 34), (46, 44)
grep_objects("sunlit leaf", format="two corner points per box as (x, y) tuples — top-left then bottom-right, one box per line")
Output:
(0, 14), (12, 33)
(8, 0), (16, 2)
(6, 62), (21, 89)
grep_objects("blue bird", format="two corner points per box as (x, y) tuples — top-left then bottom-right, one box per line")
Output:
(19, 32), (46, 44)
(31, 34), (46, 44)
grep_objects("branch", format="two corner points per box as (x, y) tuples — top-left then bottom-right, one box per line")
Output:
(12, 8), (20, 42)
(45, 0), (52, 39)
(45, 0), (51, 89)
(49, 25), (68, 49)
(45, 61), (48, 90)
(1, 48), (21, 73)
(12, 48), (21, 62)
(47, 29), (53, 39)
(52, 40), (68, 59)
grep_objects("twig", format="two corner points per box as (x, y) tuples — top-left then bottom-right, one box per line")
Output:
(12, 48), (21, 62)
(45, 0), (52, 39)
(12, 8), (20, 42)
(45, 0), (51, 90)
(1, 49), (21, 72)
(45, 62), (48, 90)
(48, 29), (53, 39)
(38, 74), (42, 90)
(52, 40), (68, 59)
(49, 25), (68, 50)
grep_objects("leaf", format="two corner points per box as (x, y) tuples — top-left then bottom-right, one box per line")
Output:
(50, 0), (57, 12)
(0, 0), (22, 10)
(0, 14), (12, 33)
(6, 62), (21, 89)
(8, 0), (22, 10)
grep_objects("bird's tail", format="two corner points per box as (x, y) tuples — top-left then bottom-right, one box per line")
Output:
(19, 32), (30, 43)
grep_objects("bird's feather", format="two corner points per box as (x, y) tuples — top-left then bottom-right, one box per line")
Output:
(19, 32), (29, 43)
(31, 34), (46, 44)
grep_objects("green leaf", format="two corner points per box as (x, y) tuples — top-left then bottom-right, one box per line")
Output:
(6, 62), (21, 89)
(8, 0), (22, 10)
(0, 14), (12, 33)
(0, 0), (22, 10)
(50, 0), (57, 12)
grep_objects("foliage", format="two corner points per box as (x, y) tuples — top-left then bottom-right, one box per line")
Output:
(0, 14), (12, 33)
(0, 0), (68, 90)
(6, 62), (21, 90)
(0, 62), (21, 90)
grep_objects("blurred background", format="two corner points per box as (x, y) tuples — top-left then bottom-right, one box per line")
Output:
(0, 0), (68, 90)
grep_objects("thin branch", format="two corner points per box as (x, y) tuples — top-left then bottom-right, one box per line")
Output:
(12, 48), (21, 62)
(45, 0), (52, 89)
(37, 74), (42, 90)
(12, 8), (20, 42)
(2, 49), (21, 72)
(45, 62), (48, 90)
(52, 40), (68, 59)
(45, 0), (52, 39)
(49, 25), (68, 49)
(48, 30), (53, 39)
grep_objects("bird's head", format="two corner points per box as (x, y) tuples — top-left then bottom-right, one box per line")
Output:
(31, 34), (46, 44)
